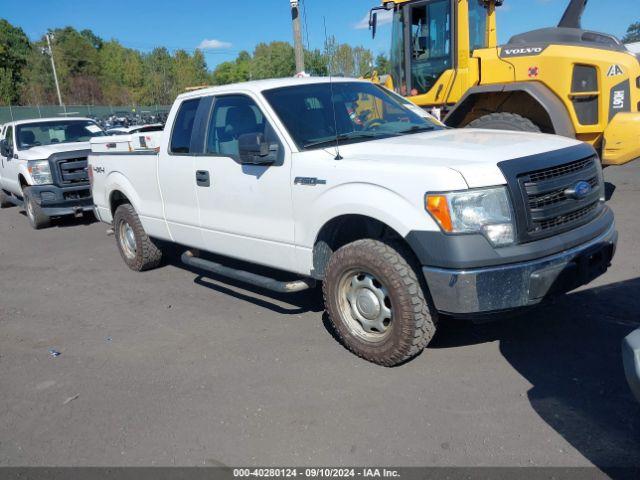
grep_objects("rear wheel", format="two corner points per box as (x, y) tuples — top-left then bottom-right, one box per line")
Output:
(467, 112), (542, 133)
(113, 203), (163, 271)
(24, 187), (51, 230)
(323, 239), (436, 367)
(0, 190), (12, 209)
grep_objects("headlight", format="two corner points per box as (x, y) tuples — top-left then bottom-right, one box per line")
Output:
(426, 187), (515, 247)
(28, 160), (53, 185)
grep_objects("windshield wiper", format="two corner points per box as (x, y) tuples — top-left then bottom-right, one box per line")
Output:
(397, 125), (436, 135)
(302, 132), (381, 149)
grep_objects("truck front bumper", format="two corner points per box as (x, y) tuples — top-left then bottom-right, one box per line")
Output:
(423, 222), (617, 315)
(623, 329), (640, 403)
(30, 184), (93, 217)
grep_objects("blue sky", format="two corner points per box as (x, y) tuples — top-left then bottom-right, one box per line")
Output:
(2, 0), (637, 69)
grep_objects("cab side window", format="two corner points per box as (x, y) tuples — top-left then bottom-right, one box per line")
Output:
(170, 98), (202, 154)
(206, 95), (278, 157)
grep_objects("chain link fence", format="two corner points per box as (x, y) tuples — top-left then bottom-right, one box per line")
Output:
(0, 105), (172, 124)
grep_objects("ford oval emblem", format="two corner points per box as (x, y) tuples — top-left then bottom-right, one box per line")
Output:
(565, 181), (592, 200)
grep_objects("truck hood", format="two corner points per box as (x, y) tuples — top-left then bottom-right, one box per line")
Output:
(331, 128), (583, 188)
(17, 142), (91, 161)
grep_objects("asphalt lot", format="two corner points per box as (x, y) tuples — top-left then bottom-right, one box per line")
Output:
(0, 162), (639, 468)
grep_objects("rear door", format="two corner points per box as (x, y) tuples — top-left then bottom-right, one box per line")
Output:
(158, 96), (212, 247)
(193, 93), (296, 271)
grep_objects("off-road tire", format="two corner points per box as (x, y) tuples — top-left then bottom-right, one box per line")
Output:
(0, 189), (12, 209)
(467, 112), (542, 133)
(323, 239), (436, 367)
(23, 187), (51, 229)
(113, 203), (163, 271)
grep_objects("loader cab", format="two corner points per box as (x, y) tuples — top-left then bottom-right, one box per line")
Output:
(373, 0), (498, 102)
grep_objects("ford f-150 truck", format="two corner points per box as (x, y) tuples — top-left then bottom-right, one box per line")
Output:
(0, 117), (105, 229)
(89, 77), (617, 366)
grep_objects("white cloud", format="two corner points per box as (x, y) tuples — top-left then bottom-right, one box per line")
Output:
(355, 9), (393, 30)
(197, 39), (232, 50)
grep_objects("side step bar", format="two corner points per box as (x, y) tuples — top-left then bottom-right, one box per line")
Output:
(181, 250), (316, 293)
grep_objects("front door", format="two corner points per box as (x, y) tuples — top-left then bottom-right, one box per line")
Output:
(193, 93), (296, 271)
(0, 126), (19, 195)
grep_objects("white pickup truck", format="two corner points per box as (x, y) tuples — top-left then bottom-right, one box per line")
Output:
(0, 117), (105, 229)
(89, 77), (617, 366)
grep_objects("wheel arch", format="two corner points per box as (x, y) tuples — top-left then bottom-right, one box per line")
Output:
(104, 172), (144, 217)
(445, 82), (576, 137)
(312, 214), (418, 280)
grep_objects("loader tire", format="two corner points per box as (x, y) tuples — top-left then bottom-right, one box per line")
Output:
(323, 239), (436, 367)
(467, 112), (541, 133)
(113, 203), (163, 271)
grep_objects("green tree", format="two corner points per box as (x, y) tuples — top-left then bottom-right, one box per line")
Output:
(252, 42), (296, 79)
(0, 19), (31, 105)
(304, 49), (328, 76)
(374, 54), (390, 75)
(623, 22), (640, 43)
(141, 47), (176, 105)
(46, 27), (103, 103)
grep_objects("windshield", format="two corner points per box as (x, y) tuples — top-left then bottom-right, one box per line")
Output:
(16, 120), (105, 150)
(262, 82), (441, 150)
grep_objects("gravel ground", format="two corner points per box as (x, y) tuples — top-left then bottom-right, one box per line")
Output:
(0, 161), (638, 468)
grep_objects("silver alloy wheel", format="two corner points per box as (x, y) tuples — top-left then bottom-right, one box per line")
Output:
(118, 220), (137, 260)
(26, 198), (35, 222)
(338, 269), (393, 343)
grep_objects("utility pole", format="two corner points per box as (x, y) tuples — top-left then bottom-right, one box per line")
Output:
(290, 0), (305, 74)
(45, 33), (64, 107)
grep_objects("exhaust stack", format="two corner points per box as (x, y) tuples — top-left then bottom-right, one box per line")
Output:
(558, 0), (588, 29)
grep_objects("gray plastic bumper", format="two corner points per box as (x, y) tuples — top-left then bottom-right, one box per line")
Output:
(30, 184), (93, 216)
(423, 223), (617, 315)
(623, 329), (640, 403)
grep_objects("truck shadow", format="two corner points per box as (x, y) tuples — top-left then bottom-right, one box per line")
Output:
(17, 210), (98, 228)
(432, 277), (640, 471)
(162, 245), (324, 315)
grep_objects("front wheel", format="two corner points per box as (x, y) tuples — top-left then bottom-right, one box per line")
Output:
(24, 188), (51, 229)
(323, 239), (436, 366)
(113, 203), (163, 271)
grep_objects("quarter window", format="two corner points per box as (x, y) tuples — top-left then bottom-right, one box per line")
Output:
(170, 98), (202, 154)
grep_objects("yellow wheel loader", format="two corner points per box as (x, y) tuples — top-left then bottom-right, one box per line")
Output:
(368, 0), (640, 164)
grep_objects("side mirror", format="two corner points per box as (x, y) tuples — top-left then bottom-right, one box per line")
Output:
(0, 139), (11, 158)
(369, 12), (378, 39)
(238, 133), (278, 165)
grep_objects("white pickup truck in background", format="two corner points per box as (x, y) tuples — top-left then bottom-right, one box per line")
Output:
(0, 117), (105, 229)
(89, 77), (617, 366)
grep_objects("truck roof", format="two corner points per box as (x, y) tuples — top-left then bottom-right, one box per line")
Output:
(5, 117), (95, 126)
(177, 76), (369, 101)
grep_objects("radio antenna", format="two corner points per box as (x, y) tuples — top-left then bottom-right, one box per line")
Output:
(323, 17), (343, 160)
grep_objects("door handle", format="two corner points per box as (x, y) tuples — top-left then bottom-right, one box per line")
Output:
(196, 170), (210, 187)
